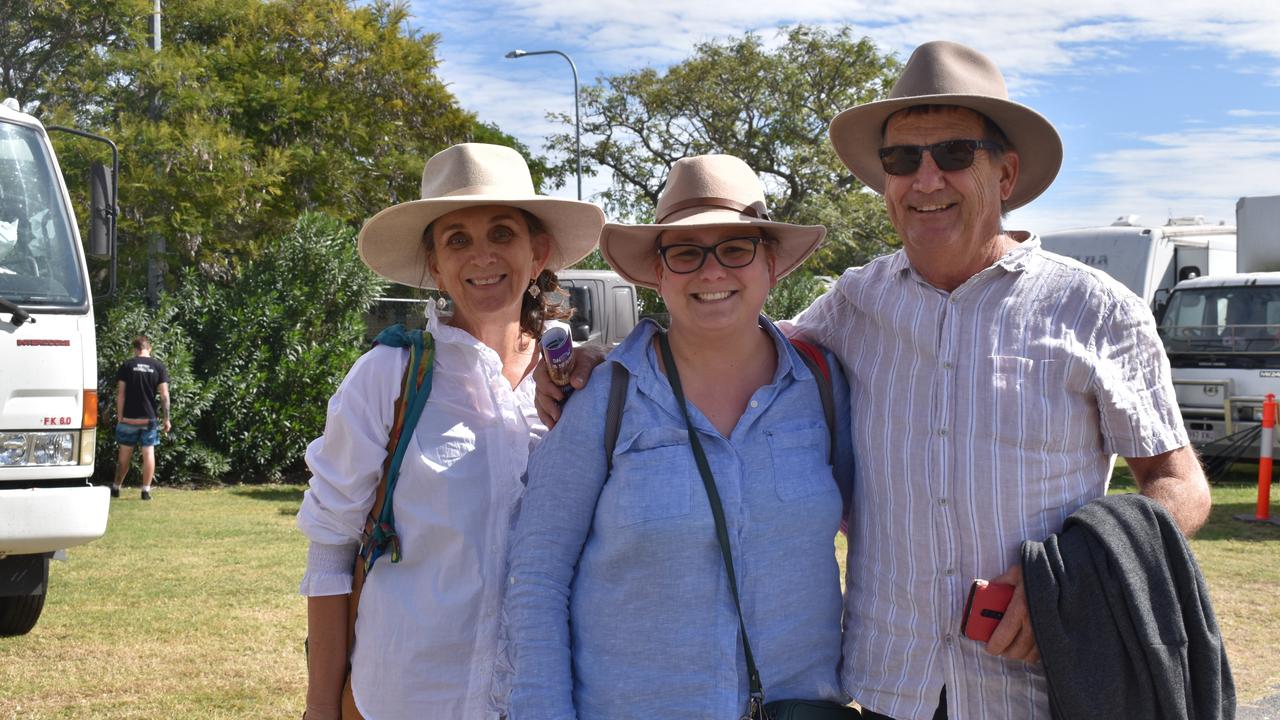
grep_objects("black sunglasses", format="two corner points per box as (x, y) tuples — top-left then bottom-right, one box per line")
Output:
(658, 236), (762, 274)
(877, 139), (1004, 176)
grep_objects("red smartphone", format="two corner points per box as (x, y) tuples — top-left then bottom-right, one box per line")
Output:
(961, 580), (1015, 642)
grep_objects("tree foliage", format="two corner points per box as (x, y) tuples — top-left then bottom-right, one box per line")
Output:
(551, 26), (902, 275)
(7, 0), (544, 289)
(95, 213), (385, 484)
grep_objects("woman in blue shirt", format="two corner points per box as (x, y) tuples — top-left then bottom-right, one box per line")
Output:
(506, 154), (855, 718)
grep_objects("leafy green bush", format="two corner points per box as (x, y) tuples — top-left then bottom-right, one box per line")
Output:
(764, 271), (828, 323)
(93, 292), (227, 485)
(176, 213), (386, 481)
(94, 212), (385, 484)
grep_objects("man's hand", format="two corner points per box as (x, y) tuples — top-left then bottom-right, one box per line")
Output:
(984, 563), (1040, 664)
(534, 343), (607, 427)
(163, 419), (172, 434)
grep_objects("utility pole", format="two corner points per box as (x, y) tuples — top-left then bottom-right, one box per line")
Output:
(146, 0), (165, 308)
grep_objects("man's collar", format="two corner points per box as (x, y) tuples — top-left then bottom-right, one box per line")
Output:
(890, 230), (1041, 282)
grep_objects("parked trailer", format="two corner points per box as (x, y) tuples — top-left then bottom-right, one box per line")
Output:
(1040, 215), (1235, 308)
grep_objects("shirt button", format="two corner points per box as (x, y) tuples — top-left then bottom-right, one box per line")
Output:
(938, 428), (948, 437)
(937, 498), (948, 506)
(944, 634), (954, 644)
(943, 361), (954, 369)
(949, 296), (958, 304)
(945, 568), (955, 576)
(749, 400), (758, 408)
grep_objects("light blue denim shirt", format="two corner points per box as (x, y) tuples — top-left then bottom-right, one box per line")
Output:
(506, 318), (854, 720)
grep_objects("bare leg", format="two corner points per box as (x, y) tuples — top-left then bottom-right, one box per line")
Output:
(140, 446), (156, 491)
(114, 444), (134, 488)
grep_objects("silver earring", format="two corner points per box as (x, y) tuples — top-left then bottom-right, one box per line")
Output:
(527, 281), (541, 299)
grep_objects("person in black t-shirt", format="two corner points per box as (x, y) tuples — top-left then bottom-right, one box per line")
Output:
(111, 335), (171, 500)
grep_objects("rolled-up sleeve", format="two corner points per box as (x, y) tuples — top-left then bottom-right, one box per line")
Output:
(1090, 293), (1188, 458)
(505, 362), (613, 720)
(296, 346), (404, 594)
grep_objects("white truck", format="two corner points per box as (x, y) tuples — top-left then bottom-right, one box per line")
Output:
(0, 98), (117, 635)
(1156, 195), (1280, 454)
(1040, 215), (1236, 309)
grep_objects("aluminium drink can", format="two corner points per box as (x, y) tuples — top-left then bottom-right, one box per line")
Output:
(540, 321), (574, 387)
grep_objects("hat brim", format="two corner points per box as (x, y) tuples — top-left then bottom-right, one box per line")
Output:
(358, 195), (606, 289)
(828, 94), (1063, 211)
(599, 210), (826, 290)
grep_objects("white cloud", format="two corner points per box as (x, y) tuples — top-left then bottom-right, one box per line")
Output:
(1014, 124), (1280, 233)
(1228, 109), (1280, 118)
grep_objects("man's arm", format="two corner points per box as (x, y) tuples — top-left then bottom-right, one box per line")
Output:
(115, 380), (125, 423)
(158, 382), (171, 433)
(1126, 445), (1211, 537)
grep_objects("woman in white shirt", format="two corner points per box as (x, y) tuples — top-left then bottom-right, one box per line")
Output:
(296, 143), (605, 720)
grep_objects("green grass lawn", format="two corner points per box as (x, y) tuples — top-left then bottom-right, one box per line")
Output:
(2, 469), (1278, 718)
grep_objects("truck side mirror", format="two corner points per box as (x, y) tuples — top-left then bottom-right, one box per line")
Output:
(1152, 288), (1171, 323)
(571, 320), (590, 343)
(88, 161), (114, 260)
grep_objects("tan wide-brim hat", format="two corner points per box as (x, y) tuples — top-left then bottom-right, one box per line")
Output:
(599, 154), (826, 290)
(358, 143), (606, 289)
(829, 40), (1062, 211)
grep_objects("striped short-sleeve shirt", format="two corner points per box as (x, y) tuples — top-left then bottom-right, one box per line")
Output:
(790, 234), (1188, 720)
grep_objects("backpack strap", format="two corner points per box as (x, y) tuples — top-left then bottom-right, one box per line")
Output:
(604, 361), (630, 475)
(788, 337), (835, 466)
(360, 324), (436, 573)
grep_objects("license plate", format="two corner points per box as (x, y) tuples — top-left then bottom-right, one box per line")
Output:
(1187, 429), (1218, 444)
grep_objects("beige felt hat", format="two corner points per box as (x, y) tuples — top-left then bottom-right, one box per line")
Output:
(828, 40), (1062, 211)
(358, 143), (606, 288)
(598, 154), (826, 290)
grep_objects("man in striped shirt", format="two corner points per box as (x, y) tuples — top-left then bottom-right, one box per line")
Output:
(796, 40), (1212, 719)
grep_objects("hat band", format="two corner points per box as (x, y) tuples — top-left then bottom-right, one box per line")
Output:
(656, 196), (771, 224)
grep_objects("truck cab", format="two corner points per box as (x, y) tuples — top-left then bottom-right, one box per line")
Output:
(0, 98), (115, 635)
(556, 269), (638, 346)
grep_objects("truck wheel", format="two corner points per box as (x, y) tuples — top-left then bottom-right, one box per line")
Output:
(0, 591), (46, 636)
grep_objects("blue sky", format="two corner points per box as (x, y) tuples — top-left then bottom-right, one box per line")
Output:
(407, 1), (1280, 236)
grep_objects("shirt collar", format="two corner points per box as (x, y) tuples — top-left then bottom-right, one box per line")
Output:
(887, 230), (1042, 283)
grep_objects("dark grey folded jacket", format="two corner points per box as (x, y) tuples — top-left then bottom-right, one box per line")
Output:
(1021, 494), (1235, 720)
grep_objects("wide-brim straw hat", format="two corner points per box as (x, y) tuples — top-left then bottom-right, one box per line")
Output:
(358, 143), (605, 289)
(828, 40), (1062, 211)
(599, 154), (826, 290)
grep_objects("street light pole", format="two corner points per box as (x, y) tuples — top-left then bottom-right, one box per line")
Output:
(505, 49), (581, 201)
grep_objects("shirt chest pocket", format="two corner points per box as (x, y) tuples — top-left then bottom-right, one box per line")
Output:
(767, 426), (836, 502)
(988, 355), (1072, 450)
(608, 431), (694, 527)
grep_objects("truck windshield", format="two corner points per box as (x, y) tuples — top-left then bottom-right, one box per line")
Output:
(0, 120), (86, 306)
(1159, 285), (1280, 355)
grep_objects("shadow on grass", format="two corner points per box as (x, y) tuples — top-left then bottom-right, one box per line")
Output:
(229, 485), (306, 504)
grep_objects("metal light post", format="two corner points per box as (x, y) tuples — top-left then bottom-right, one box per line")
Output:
(505, 49), (582, 200)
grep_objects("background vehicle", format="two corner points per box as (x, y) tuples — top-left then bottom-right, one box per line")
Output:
(1041, 215), (1236, 309)
(0, 98), (117, 635)
(363, 268), (639, 347)
(1156, 195), (1280, 459)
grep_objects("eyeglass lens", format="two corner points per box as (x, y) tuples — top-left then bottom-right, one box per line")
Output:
(661, 236), (760, 274)
(878, 140), (994, 176)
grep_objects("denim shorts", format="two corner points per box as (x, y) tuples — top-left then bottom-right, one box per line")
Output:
(116, 421), (160, 447)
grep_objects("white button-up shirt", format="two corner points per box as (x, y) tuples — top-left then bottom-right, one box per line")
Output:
(789, 235), (1187, 720)
(298, 308), (545, 720)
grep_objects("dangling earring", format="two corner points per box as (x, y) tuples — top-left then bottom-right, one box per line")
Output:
(527, 280), (541, 299)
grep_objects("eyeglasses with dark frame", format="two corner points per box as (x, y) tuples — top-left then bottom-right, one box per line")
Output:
(658, 236), (763, 274)
(877, 139), (1004, 176)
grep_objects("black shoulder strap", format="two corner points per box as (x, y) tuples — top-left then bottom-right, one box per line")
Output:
(788, 338), (836, 466)
(604, 361), (629, 474)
